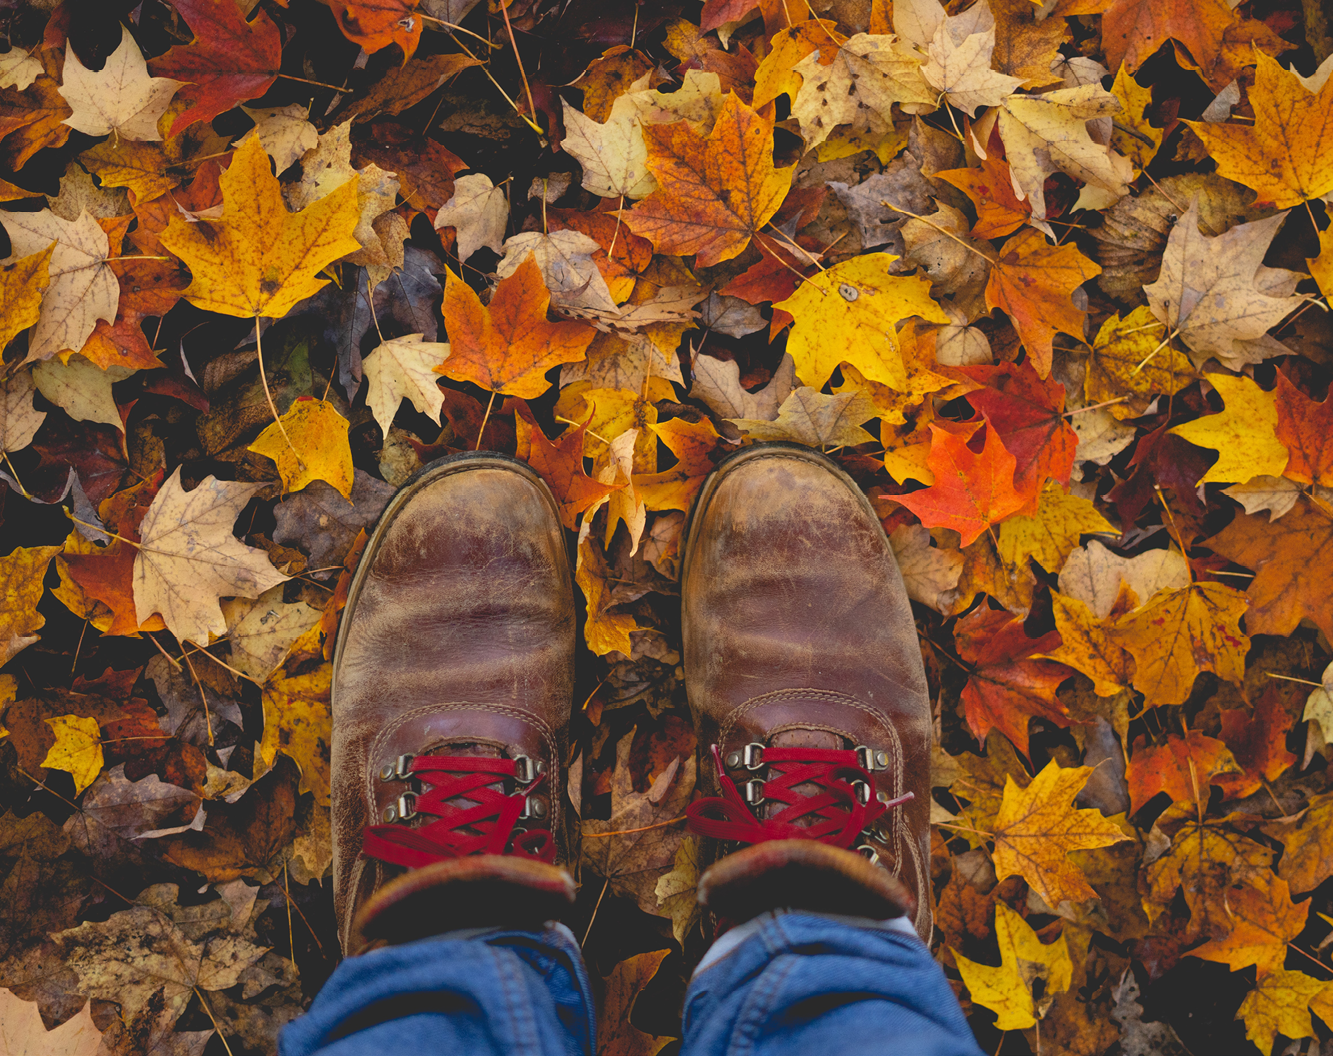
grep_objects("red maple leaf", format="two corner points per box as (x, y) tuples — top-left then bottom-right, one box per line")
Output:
(1274, 369), (1333, 487)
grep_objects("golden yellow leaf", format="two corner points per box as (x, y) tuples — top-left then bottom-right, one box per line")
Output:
(0, 243), (52, 351)
(1109, 64), (1163, 174)
(159, 135), (361, 320)
(774, 254), (950, 390)
(1085, 306), (1195, 421)
(1310, 225), (1333, 301)
(576, 537), (637, 657)
(1, 544), (61, 665)
(1169, 373), (1288, 485)
(1113, 582), (1249, 707)
(1040, 591), (1135, 697)
(1237, 970), (1333, 1054)
(953, 902), (1073, 1030)
(989, 760), (1130, 907)
(258, 664), (332, 804)
(41, 714), (103, 795)
(996, 480), (1115, 576)
(248, 398), (354, 499)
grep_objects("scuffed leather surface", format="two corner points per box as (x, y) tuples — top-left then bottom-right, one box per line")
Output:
(331, 457), (576, 952)
(682, 445), (934, 941)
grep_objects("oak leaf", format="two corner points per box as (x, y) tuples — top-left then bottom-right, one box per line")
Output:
(728, 386), (877, 448)
(1207, 496), (1333, 641)
(0, 989), (104, 1056)
(774, 253), (949, 390)
(248, 397), (354, 500)
(1187, 52), (1333, 208)
(1144, 200), (1305, 369)
(1237, 970), (1333, 1054)
(625, 94), (794, 267)
(788, 34), (936, 152)
(953, 901), (1072, 1029)
(0, 544), (61, 665)
(151, 0), (283, 135)
(1273, 370), (1333, 487)
(0, 209), (118, 363)
(1085, 306), (1195, 421)
(1124, 729), (1239, 817)
(362, 334), (447, 437)
(1168, 373), (1287, 486)
(159, 136), (361, 320)
(58, 28), (181, 142)
(1114, 582), (1249, 708)
(984, 227), (1101, 377)
(438, 254), (595, 398)
(894, 421), (1028, 547)
(132, 467), (290, 645)
(989, 760), (1131, 907)
(0, 243), (51, 352)
(953, 604), (1071, 755)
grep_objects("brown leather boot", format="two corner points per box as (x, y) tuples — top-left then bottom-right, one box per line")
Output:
(682, 444), (934, 941)
(331, 453), (578, 954)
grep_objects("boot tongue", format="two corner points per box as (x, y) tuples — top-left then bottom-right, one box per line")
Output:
(417, 741), (507, 821)
(760, 729), (847, 824)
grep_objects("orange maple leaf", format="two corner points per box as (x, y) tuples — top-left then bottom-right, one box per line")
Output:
(1125, 729), (1240, 817)
(953, 605), (1072, 757)
(936, 151), (1032, 240)
(625, 93), (794, 267)
(985, 228), (1101, 378)
(894, 421), (1028, 547)
(1101, 0), (1235, 81)
(438, 254), (597, 399)
(1189, 872), (1309, 974)
(1274, 371), (1333, 487)
(324, 0), (422, 60)
(516, 410), (620, 530)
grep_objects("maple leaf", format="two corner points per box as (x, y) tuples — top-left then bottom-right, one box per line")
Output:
(325, 0), (423, 61)
(1273, 370), (1333, 487)
(438, 254), (596, 398)
(517, 412), (619, 530)
(1237, 969), (1333, 1054)
(0, 544), (61, 665)
(995, 85), (1133, 227)
(561, 96), (656, 200)
(1144, 200), (1305, 369)
(1187, 52), (1333, 207)
(625, 93), (794, 266)
(984, 227), (1101, 377)
(576, 537), (638, 657)
(753, 20), (845, 108)
(1059, 540), (1189, 619)
(0, 989), (104, 1056)
(1207, 496), (1333, 642)
(996, 481), (1114, 576)
(1085, 306), (1196, 420)
(0, 53), (72, 170)
(1264, 790), (1333, 895)
(988, 760), (1131, 907)
(132, 467), (290, 645)
(58, 27), (182, 142)
(0, 243), (50, 352)
(1124, 729), (1239, 817)
(1102, 0), (1235, 81)
(425, 172), (504, 260)
(1, 209), (118, 364)
(239, 104), (320, 174)
(895, 421), (1028, 547)
(887, 523), (963, 613)
(150, 0), (282, 135)
(362, 333), (447, 437)
(159, 136), (361, 320)
(1167, 373), (1288, 486)
(774, 254), (949, 390)
(788, 33), (936, 152)
(653, 834), (702, 947)
(597, 948), (673, 1056)
(1114, 581), (1249, 707)
(220, 586), (321, 682)
(497, 230), (618, 313)
(729, 387), (877, 448)
(936, 152), (1031, 239)
(635, 417), (721, 513)
(40, 714), (104, 795)
(1041, 590), (1134, 697)
(258, 665), (331, 804)
(953, 604), (1071, 755)
(0, 370), (46, 461)
(689, 351), (795, 422)
(1215, 687), (1297, 799)
(913, 0), (1023, 115)
(248, 397), (354, 500)
(953, 902), (1072, 1030)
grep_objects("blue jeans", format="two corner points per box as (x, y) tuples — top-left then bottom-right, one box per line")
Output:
(279, 911), (984, 1056)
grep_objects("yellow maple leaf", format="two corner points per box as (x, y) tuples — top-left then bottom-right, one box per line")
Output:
(41, 714), (103, 795)
(1237, 970), (1333, 1054)
(1168, 373), (1288, 485)
(248, 398), (354, 500)
(1113, 581), (1249, 707)
(1109, 64), (1163, 175)
(953, 902), (1073, 1030)
(1085, 306), (1196, 421)
(576, 537), (637, 657)
(1040, 591), (1134, 697)
(0, 243), (52, 351)
(1, 544), (62, 665)
(774, 254), (950, 390)
(159, 135), (361, 320)
(989, 760), (1131, 907)
(996, 481), (1115, 576)
(1187, 52), (1333, 208)
(258, 664), (332, 805)
(1310, 224), (1333, 301)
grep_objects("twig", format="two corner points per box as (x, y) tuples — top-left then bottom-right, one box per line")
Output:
(497, 0), (539, 131)
(880, 202), (995, 263)
(277, 73), (348, 92)
(582, 815), (686, 838)
(178, 646), (215, 746)
(581, 874), (610, 946)
(417, 13), (500, 48)
(193, 987), (236, 1056)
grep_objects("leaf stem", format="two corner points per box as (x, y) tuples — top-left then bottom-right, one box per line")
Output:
(880, 202), (996, 263)
(476, 390), (497, 451)
(582, 815), (686, 838)
(581, 874), (610, 946)
(497, 0), (539, 133)
(276, 73), (348, 92)
(1064, 396), (1128, 417)
(417, 13), (501, 48)
(254, 316), (299, 461)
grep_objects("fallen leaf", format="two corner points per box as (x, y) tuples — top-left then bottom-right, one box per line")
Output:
(996, 481), (1114, 575)
(0, 544), (61, 665)
(988, 760), (1131, 906)
(953, 901), (1072, 1029)
(150, 0), (282, 135)
(0, 243), (51, 352)
(58, 27), (182, 142)
(325, 0), (423, 61)
(953, 605), (1071, 755)
(1273, 370), (1333, 487)
(238, 104), (320, 174)
(1102, 0), (1234, 83)
(220, 586), (322, 681)
(132, 467), (289, 645)
(41, 714), (104, 795)
(1236, 969), (1333, 1054)
(248, 397), (354, 500)
(437, 254), (595, 398)
(1264, 790), (1333, 894)
(576, 537), (637, 657)
(159, 136), (361, 320)
(518, 412), (619, 530)
(496, 232), (618, 313)
(936, 151), (1031, 239)
(917, 0), (1023, 115)
(625, 94), (794, 266)
(32, 354), (128, 433)
(689, 350), (795, 421)
(1041, 590), (1135, 697)
(432, 172), (507, 263)
(0, 989), (105, 1056)
(597, 948), (672, 1056)
(1125, 729), (1239, 817)
(561, 97), (655, 200)
(729, 386), (877, 447)
(1059, 540), (1189, 619)
(0, 367), (47, 456)
(1085, 306), (1195, 420)
(362, 333), (447, 437)
(1167, 373), (1287, 486)
(1215, 686), (1296, 799)
(257, 665), (331, 804)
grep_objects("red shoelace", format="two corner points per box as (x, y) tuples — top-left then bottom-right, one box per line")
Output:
(686, 744), (913, 849)
(362, 755), (555, 869)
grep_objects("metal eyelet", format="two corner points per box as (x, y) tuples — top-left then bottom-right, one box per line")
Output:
(852, 780), (871, 805)
(724, 750), (742, 769)
(396, 792), (417, 820)
(743, 779), (766, 805)
(876, 790), (891, 804)
(513, 755), (548, 784)
(379, 754), (415, 782)
(856, 843), (882, 867)
(520, 795), (547, 819)
(855, 746), (889, 771)
(742, 743), (765, 770)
